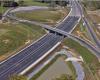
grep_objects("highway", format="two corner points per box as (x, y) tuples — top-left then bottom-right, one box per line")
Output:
(65, 50), (85, 80)
(57, 16), (79, 32)
(69, 35), (100, 58)
(0, 1), (99, 80)
(0, 15), (79, 80)
(4, 1), (100, 80)
(76, 0), (100, 48)
(0, 5), (81, 80)
(0, 34), (63, 80)
(83, 17), (100, 48)
(0, 0), (82, 79)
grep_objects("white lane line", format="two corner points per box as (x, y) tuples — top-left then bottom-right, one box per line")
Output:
(19, 42), (61, 75)
(0, 34), (54, 77)
(0, 34), (47, 64)
(69, 17), (81, 33)
(55, 7), (73, 27)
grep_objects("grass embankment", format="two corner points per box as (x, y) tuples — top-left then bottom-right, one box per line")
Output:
(82, 1), (100, 11)
(64, 38), (95, 63)
(87, 11), (100, 40)
(64, 38), (100, 79)
(31, 54), (76, 80)
(0, 23), (45, 61)
(31, 55), (61, 80)
(72, 20), (86, 35)
(66, 61), (76, 78)
(72, 20), (94, 44)
(82, 1), (100, 40)
(15, 9), (66, 25)
(88, 13), (100, 24)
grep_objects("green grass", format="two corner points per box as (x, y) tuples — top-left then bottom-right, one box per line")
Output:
(64, 38), (97, 64)
(72, 20), (94, 43)
(67, 61), (77, 78)
(82, 1), (100, 10)
(30, 55), (61, 80)
(73, 20), (87, 33)
(0, 7), (8, 14)
(0, 23), (45, 57)
(64, 38), (100, 79)
(30, 54), (76, 80)
(15, 10), (64, 25)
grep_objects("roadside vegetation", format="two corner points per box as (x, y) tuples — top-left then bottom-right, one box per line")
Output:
(52, 74), (74, 80)
(64, 38), (100, 80)
(86, 10), (100, 40)
(31, 55), (62, 80)
(14, 9), (67, 25)
(72, 20), (95, 45)
(64, 38), (95, 63)
(31, 54), (76, 80)
(82, 0), (100, 11)
(81, 1), (100, 42)
(0, 23), (46, 61)
(87, 12), (100, 24)
(9, 75), (27, 80)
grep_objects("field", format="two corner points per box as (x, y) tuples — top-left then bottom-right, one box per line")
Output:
(64, 38), (95, 63)
(15, 9), (67, 25)
(0, 23), (46, 61)
(87, 10), (100, 40)
(64, 38), (100, 79)
(31, 54), (75, 80)
(72, 20), (95, 45)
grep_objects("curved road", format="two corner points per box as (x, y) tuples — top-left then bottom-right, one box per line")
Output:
(0, 1), (80, 80)
(27, 49), (85, 80)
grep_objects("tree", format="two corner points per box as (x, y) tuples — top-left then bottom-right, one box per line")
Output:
(18, 0), (24, 6)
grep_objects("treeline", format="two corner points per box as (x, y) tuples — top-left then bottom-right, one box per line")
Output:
(0, 0), (70, 8)
(0, 1), (19, 7)
(34, 0), (69, 6)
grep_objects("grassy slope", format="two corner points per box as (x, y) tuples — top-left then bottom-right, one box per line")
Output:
(64, 38), (97, 63)
(0, 23), (45, 58)
(72, 20), (95, 44)
(64, 38), (100, 79)
(15, 10), (64, 25)
(82, 0), (100, 10)
(31, 55), (75, 80)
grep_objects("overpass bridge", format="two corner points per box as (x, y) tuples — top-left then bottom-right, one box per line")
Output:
(0, 1), (100, 80)
(7, 13), (100, 58)
(7, 14), (79, 36)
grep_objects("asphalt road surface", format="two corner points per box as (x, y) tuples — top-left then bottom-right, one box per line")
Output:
(0, 0), (81, 79)
(0, 15), (79, 80)
(0, 34), (62, 80)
